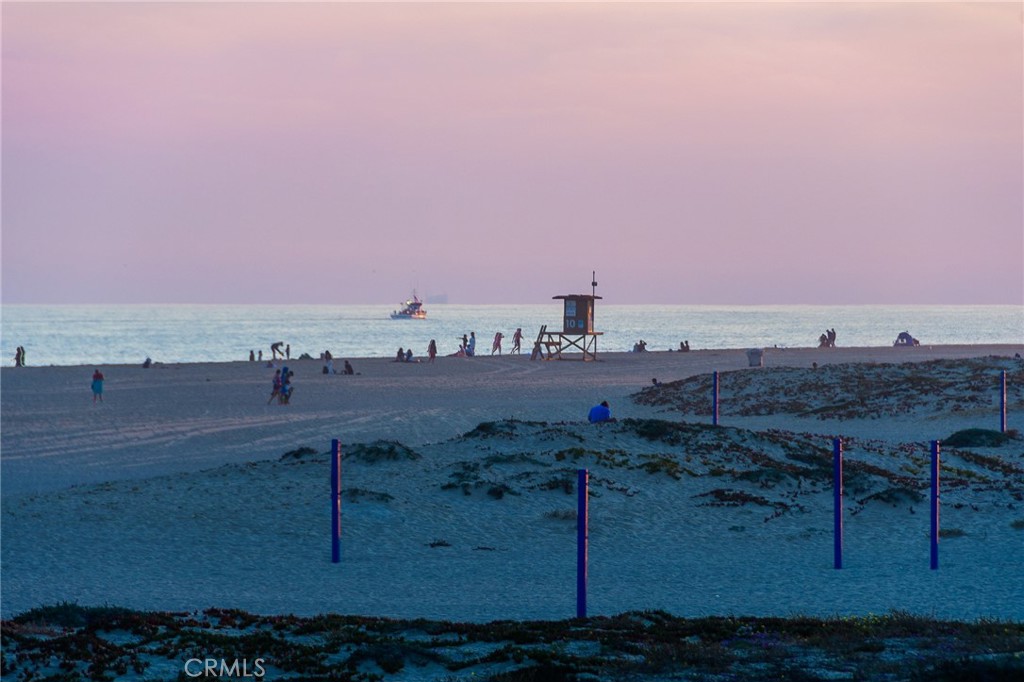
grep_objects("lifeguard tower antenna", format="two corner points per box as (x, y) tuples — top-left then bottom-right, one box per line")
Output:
(531, 274), (603, 361)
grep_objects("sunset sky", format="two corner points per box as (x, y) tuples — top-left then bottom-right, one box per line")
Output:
(2, 2), (1021, 305)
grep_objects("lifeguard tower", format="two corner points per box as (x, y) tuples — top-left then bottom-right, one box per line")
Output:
(531, 274), (603, 361)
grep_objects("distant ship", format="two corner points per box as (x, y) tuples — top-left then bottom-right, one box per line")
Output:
(390, 292), (427, 320)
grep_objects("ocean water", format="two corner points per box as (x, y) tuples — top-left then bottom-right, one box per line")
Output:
(1, 303), (1021, 366)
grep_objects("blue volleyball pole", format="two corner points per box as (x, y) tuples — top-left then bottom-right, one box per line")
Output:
(833, 438), (843, 570)
(1000, 370), (1007, 433)
(712, 371), (719, 426)
(930, 440), (940, 570)
(331, 439), (342, 564)
(576, 468), (589, 619)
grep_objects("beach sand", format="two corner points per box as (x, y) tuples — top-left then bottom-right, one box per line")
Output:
(2, 344), (1023, 625)
(3, 344), (1019, 494)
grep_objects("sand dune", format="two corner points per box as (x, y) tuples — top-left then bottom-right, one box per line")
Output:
(2, 345), (1022, 624)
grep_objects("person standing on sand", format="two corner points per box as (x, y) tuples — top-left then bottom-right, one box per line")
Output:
(492, 331), (504, 355)
(467, 332), (477, 357)
(428, 339), (437, 363)
(271, 342), (284, 359)
(511, 328), (523, 354)
(91, 369), (105, 404)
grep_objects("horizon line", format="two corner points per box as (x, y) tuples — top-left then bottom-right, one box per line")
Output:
(2, 301), (1021, 307)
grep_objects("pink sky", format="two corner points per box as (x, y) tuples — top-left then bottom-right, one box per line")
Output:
(2, 2), (1021, 305)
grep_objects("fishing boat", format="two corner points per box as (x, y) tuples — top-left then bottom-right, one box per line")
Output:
(390, 293), (427, 320)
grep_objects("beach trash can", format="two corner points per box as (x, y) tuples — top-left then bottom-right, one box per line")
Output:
(746, 348), (764, 367)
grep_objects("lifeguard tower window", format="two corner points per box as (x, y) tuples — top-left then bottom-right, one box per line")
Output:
(558, 295), (597, 334)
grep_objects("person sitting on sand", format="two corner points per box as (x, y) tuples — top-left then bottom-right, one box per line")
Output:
(588, 400), (613, 424)
(395, 348), (405, 362)
(343, 360), (354, 375)
(405, 348), (413, 362)
(679, 341), (690, 352)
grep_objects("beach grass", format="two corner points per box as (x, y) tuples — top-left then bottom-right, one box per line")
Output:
(4, 603), (1023, 681)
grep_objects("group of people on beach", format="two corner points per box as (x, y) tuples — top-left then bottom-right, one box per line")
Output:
(267, 368), (295, 404)
(818, 328), (838, 348)
(445, 328), (525, 358)
(321, 351), (355, 375)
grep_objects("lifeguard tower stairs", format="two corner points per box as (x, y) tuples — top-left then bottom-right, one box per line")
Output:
(531, 293), (603, 361)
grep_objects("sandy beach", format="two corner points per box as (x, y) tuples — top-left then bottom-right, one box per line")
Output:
(3, 344), (1019, 495)
(2, 344), (1023, 678)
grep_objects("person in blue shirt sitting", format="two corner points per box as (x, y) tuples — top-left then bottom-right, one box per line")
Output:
(588, 400), (613, 423)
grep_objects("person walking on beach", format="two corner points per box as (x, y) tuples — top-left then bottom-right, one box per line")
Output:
(428, 339), (437, 363)
(91, 369), (105, 404)
(268, 369), (282, 404)
(511, 328), (523, 354)
(280, 371), (294, 404)
(492, 331), (504, 355)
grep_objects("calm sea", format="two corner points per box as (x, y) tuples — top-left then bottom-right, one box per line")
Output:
(1, 304), (1021, 367)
